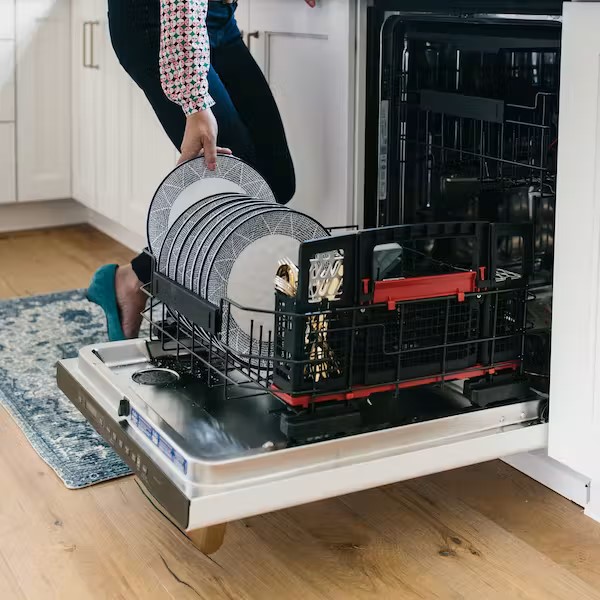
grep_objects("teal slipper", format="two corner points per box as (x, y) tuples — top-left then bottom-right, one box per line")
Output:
(86, 264), (126, 342)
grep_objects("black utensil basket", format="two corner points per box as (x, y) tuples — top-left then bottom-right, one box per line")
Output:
(272, 222), (533, 403)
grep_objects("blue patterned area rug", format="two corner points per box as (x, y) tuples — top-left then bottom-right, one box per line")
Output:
(0, 289), (132, 489)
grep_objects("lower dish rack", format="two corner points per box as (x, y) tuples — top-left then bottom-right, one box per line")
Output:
(141, 221), (542, 441)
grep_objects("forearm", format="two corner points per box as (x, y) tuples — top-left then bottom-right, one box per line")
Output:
(159, 0), (214, 114)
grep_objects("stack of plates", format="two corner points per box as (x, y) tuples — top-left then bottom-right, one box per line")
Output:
(148, 155), (329, 360)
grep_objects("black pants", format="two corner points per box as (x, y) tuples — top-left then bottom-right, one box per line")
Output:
(107, 0), (295, 284)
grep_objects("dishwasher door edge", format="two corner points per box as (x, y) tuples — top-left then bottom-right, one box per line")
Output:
(188, 414), (547, 529)
(57, 358), (547, 531)
(57, 359), (192, 530)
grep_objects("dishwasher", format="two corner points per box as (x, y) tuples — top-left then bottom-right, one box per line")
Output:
(57, 0), (583, 552)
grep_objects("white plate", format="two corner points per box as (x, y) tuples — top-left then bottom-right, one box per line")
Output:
(185, 198), (274, 292)
(157, 193), (237, 278)
(147, 155), (276, 258)
(177, 195), (257, 288)
(192, 204), (290, 298)
(205, 208), (329, 360)
(167, 193), (248, 284)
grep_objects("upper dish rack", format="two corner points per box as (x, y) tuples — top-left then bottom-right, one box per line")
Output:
(376, 16), (560, 282)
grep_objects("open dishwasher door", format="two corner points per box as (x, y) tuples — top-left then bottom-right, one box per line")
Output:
(57, 340), (547, 532)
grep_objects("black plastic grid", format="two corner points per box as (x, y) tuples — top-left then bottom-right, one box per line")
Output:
(360, 297), (481, 379)
(270, 288), (527, 397)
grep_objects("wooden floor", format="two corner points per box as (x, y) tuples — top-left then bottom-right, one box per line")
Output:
(1, 225), (600, 600)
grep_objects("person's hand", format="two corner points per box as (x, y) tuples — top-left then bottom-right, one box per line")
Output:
(305, 0), (316, 6)
(178, 107), (231, 169)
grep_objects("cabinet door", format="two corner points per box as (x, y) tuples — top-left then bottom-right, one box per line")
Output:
(0, 39), (14, 121)
(0, 0), (14, 40)
(96, 14), (132, 223)
(247, 0), (353, 228)
(0, 123), (15, 204)
(126, 85), (178, 239)
(16, 0), (71, 201)
(71, 0), (99, 209)
(549, 2), (600, 483)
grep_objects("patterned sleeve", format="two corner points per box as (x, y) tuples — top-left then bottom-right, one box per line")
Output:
(159, 0), (214, 115)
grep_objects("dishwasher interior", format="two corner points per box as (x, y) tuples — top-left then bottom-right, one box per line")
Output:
(55, 3), (560, 538)
(62, 12), (560, 455)
(366, 8), (560, 395)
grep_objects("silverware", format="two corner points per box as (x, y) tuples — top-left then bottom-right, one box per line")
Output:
(274, 256), (343, 382)
(274, 257), (299, 297)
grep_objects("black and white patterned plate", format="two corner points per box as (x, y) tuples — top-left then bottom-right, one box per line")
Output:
(147, 155), (277, 257)
(166, 193), (249, 283)
(183, 197), (273, 291)
(157, 193), (235, 278)
(205, 209), (329, 360)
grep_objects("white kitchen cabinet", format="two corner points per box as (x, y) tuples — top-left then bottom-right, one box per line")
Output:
(247, 0), (354, 229)
(70, 0), (356, 242)
(71, 0), (100, 209)
(0, 123), (15, 204)
(549, 1), (600, 502)
(0, 0), (15, 40)
(70, 0), (175, 239)
(0, 39), (14, 121)
(96, 17), (133, 223)
(234, 0), (250, 37)
(126, 85), (178, 238)
(16, 0), (70, 201)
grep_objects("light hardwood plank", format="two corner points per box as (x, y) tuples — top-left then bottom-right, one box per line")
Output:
(0, 225), (134, 299)
(430, 462), (600, 589)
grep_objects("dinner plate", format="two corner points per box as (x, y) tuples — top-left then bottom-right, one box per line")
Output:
(184, 197), (274, 291)
(174, 194), (258, 287)
(205, 208), (329, 360)
(194, 202), (288, 297)
(147, 155), (276, 258)
(199, 207), (294, 299)
(157, 193), (236, 278)
(182, 196), (272, 291)
(167, 193), (249, 284)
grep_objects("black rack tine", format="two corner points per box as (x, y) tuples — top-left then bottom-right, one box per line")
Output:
(176, 312), (181, 360)
(223, 345), (230, 401)
(258, 325), (264, 383)
(441, 298), (451, 387)
(395, 304), (405, 384)
(148, 292), (155, 342)
(225, 299), (231, 347)
(191, 322), (196, 377)
(490, 296), (500, 367)
(208, 329), (214, 388)
(519, 287), (529, 377)
(248, 318), (254, 377)
(267, 329), (273, 383)
(161, 303), (167, 352)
